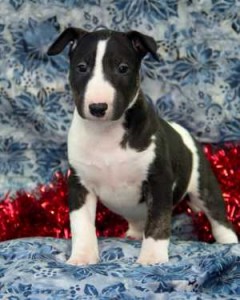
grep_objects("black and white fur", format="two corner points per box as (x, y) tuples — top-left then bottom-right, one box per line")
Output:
(48, 28), (238, 265)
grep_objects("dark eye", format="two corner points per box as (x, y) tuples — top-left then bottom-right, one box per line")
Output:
(77, 62), (88, 73)
(118, 63), (129, 74)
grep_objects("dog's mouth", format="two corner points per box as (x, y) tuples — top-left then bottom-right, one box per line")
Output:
(81, 109), (114, 122)
(82, 112), (122, 122)
(85, 114), (110, 121)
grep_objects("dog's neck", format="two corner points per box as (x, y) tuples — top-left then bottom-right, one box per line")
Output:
(124, 92), (151, 129)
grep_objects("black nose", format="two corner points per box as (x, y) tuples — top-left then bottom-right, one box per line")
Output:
(89, 103), (108, 117)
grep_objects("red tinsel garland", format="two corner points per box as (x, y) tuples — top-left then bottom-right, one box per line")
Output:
(0, 143), (239, 242)
(196, 143), (240, 242)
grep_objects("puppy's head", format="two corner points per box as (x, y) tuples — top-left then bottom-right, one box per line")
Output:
(48, 28), (158, 121)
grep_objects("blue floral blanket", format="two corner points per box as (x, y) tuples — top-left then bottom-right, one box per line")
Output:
(1, 236), (240, 299)
(1, 215), (240, 299)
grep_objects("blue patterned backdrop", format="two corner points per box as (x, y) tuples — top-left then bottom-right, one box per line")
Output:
(0, 0), (240, 196)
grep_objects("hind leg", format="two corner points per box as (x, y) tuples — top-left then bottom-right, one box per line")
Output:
(208, 218), (238, 244)
(188, 188), (238, 244)
(187, 141), (238, 244)
(126, 220), (144, 240)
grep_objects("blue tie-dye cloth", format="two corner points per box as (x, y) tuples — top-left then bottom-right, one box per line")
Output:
(1, 1), (240, 299)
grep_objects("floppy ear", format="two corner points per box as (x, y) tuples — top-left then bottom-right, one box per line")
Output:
(127, 30), (159, 60)
(47, 27), (87, 56)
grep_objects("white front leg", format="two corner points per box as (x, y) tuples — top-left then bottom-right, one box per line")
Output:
(67, 193), (99, 265)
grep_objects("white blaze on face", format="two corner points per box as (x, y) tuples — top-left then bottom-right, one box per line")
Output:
(84, 39), (115, 119)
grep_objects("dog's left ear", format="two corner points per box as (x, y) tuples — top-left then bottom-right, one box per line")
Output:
(47, 27), (87, 56)
(127, 31), (159, 61)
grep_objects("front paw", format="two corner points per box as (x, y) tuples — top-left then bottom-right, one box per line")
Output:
(67, 253), (99, 266)
(136, 237), (169, 265)
(136, 252), (169, 265)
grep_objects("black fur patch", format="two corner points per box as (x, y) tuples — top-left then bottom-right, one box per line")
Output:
(121, 93), (158, 151)
(68, 166), (88, 212)
(139, 180), (149, 204)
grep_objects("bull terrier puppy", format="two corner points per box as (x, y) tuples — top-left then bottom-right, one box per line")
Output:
(48, 28), (238, 265)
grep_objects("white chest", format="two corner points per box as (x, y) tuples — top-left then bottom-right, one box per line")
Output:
(68, 109), (156, 219)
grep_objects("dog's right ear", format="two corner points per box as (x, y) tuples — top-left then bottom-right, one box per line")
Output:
(47, 27), (87, 56)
